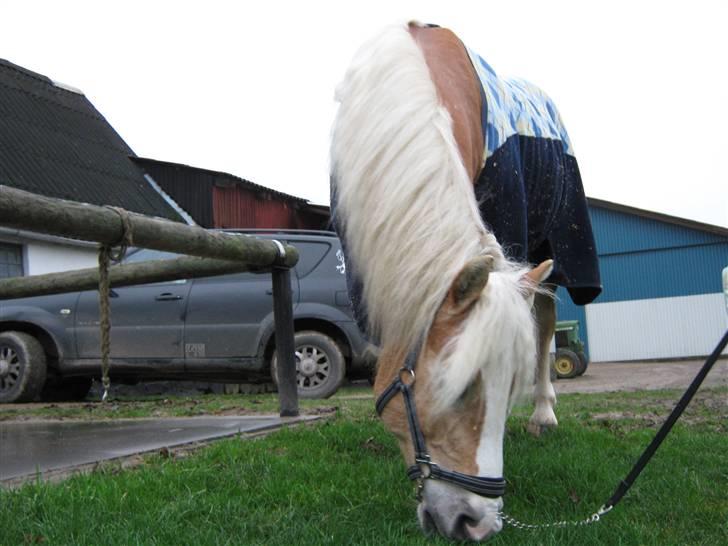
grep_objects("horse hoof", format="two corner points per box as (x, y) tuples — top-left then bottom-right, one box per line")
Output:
(527, 420), (557, 437)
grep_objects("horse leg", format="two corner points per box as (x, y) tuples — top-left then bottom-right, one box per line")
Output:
(527, 290), (558, 436)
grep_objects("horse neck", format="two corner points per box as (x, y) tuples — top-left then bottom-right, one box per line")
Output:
(332, 23), (506, 354)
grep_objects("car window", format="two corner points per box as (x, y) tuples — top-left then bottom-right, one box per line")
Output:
(124, 249), (184, 263)
(122, 248), (187, 285)
(289, 241), (330, 278)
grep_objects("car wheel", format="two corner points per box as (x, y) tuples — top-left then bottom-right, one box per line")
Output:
(271, 331), (345, 399)
(553, 348), (580, 379)
(0, 331), (47, 403)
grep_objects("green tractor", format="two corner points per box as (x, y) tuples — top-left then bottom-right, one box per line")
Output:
(553, 320), (589, 379)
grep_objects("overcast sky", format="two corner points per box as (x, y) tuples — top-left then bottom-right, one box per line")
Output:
(3, 1), (726, 227)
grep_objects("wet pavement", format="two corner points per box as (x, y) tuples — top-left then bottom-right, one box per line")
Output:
(0, 415), (311, 483)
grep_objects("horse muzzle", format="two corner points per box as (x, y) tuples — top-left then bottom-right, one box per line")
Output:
(417, 480), (503, 541)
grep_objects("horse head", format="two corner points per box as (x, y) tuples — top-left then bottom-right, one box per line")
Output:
(374, 258), (553, 541)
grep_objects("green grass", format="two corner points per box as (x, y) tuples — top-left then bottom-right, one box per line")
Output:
(1, 387), (726, 545)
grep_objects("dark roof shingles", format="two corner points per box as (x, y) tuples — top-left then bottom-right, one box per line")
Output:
(0, 59), (182, 221)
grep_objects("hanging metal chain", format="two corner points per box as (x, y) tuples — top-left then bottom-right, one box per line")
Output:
(97, 206), (133, 402)
(497, 504), (612, 530)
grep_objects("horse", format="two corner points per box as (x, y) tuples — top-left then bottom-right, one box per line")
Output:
(330, 21), (601, 541)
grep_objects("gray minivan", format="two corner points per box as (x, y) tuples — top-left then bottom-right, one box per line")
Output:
(0, 230), (376, 403)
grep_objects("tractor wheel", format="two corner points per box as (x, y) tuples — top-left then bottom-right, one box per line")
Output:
(0, 331), (47, 403)
(576, 351), (589, 376)
(553, 349), (580, 379)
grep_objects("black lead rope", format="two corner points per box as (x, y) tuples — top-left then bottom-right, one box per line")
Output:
(602, 328), (728, 512)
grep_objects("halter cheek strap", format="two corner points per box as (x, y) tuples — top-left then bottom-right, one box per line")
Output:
(375, 337), (506, 499)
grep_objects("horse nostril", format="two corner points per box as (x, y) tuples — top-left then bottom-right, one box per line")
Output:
(454, 508), (502, 542)
(453, 513), (479, 541)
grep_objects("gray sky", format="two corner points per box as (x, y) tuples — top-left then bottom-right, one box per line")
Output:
(3, 0), (726, 227)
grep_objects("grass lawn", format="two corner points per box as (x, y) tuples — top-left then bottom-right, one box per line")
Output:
(1, 386), (726, 545)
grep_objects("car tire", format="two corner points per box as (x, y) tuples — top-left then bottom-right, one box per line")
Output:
(271, 331), (346, 399)
(0, 331), (47, 403)
(553, 348), (580, 379)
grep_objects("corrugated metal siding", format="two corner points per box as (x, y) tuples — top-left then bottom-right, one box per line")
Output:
(590, 206), (725, 255)
(557, 243), (728, 354)
(555, 287), (590, 357)
(596, 242), (728, 302)
(212, 186), (297, 228)
(585, 293), (728, 361)
(132, 158), (326, 229)
(556, 204), (728, 361)
(137, 160), (215, 227)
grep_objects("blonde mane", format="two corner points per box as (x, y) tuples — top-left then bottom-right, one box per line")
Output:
(331, 23), (508, 352)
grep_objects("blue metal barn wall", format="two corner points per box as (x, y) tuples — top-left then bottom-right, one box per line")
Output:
(556, 206), (728, 361)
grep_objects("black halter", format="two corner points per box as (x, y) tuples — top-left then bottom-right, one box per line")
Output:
(375, 336), (506, 500)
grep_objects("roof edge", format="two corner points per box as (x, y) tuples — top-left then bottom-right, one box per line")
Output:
(587, 197), (728, 238)
(1, 58), (85, 95)
(132, 157), (309, 204)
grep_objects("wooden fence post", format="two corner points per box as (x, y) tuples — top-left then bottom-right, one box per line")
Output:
(272, 267), (299, 417)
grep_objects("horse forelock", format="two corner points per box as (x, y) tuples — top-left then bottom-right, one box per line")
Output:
(428, 268), (538, 418)
(331, 23), (506, 353)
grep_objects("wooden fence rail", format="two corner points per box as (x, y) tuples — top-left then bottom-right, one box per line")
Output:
(0, 257), (259, 300)
(0, 185), (300, 416)
(0, 185), (299, 267)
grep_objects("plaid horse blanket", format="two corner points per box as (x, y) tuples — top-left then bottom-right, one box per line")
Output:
(466, 47), (601, 305)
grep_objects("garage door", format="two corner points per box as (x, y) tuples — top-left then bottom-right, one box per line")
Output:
(585, 293), (728, 361)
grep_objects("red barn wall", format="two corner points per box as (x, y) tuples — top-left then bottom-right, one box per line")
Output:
(212, 185), (300, 229)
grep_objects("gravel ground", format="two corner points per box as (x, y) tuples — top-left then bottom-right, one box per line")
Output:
(554, 358), (728, 394)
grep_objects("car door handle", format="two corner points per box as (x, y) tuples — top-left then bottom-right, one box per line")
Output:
(155, 293), (183, 301)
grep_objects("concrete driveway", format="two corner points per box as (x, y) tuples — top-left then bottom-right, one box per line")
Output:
(0, 415), (317, 486)
(554, 358), (728, 394)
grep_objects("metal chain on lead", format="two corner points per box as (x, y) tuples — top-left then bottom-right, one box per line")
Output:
(497, 504), (612, 530)
(97, 206), (134, 402)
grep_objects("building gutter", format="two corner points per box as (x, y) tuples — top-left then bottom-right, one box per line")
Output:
(0, 227), (97, 248)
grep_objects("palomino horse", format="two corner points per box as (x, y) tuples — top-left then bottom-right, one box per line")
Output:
(331, 22), (601, 541)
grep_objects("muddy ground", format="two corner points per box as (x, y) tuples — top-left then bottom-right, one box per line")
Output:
(1, 359), (725, 419)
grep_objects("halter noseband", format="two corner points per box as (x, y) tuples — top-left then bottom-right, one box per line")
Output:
(375, 336), (506, 500)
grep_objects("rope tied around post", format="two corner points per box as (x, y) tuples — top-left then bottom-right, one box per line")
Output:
(97, 206), (134, 402)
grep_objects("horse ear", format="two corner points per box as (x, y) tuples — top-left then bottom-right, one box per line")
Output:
(450, 255), (494, 313)
(521, 259), (554, 298)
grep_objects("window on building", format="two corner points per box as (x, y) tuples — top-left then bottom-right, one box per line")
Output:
(0, 243), (23, 278)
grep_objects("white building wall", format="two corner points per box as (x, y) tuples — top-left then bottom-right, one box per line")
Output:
(26, 241), (97, 275)
(585, 293), (728, 361)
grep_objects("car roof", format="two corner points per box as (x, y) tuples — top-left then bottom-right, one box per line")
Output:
(221, 229), (339, 242)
